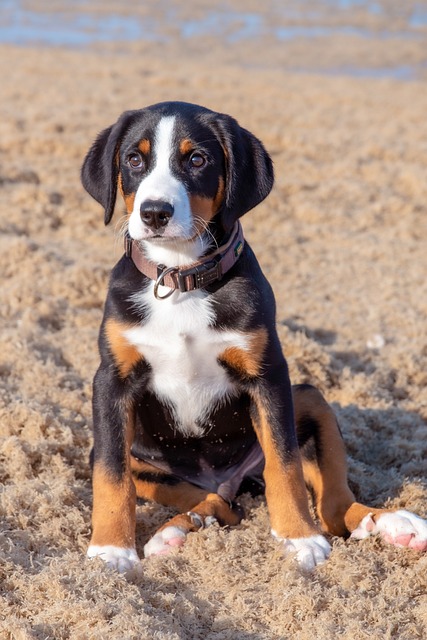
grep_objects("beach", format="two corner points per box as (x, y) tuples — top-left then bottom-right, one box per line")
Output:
(0, 1), (427, 638)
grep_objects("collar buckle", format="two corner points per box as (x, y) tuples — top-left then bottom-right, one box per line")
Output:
(178, 257), (222, 292)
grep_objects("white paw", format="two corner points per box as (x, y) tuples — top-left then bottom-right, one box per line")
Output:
(272, 531), (331, 571)
(351, 510), (427, 551)
(144, 526), (187, 558)
(87, 545), (142, 574)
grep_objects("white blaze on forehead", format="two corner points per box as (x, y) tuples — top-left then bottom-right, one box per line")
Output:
(144, 116), (176, 197)
(127, 115), (193, 243)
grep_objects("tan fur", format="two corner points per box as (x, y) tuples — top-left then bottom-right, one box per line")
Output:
(157, 493), (242, 535)
(251, 396), (319, 538)
(190, 177), (226, 228)
(117, 172), (135, 213)
(219, 328), (268, 378)
(138, 138), (151, 155)
(104, 319), (143, 378)
(293, 386), (390, 535)
(90, 463), (136, 548)
(179, 138), (193, 155)
(190, 194), (217, 224)
(213, 175), (225, 212)
(130, 458), (208, 513)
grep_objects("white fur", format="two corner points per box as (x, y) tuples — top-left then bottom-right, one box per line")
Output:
(128, 116), (194, 242)
(143, 234), (208, 269)
(144, 526), (187, 557)
(124, 113), (250, 436)
(125, 287), (249, 437)
(87, 545), (141, 574)
(271, 530), (331, 571)
(144, 516), (218, 557)
(351, 509), (427, 550)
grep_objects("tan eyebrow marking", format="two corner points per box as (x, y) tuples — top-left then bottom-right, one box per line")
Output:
(179, 138), (193, 155)
(138, 139), (151, 155)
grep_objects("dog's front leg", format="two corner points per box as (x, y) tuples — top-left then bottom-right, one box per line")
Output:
(87, 364), (139, 574)
(250, 365), (331, 571)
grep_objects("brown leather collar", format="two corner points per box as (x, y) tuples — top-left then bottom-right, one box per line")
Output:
(125, 222), (245, 299)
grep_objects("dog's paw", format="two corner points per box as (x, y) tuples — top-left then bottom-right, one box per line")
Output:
(272, 531), (331, 571)
(351, 510), (427, 551)
(144, 513), (218, 558)
(87, 545), (142, 574)
(144, 526), (188, 557)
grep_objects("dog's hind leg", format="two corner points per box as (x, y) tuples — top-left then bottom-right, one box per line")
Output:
(294, 384), (427, 551)
(293, 383), (363, 537)
(131, 459), (243, 557)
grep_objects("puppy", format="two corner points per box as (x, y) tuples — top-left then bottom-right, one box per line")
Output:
(81, 101), (427, 573)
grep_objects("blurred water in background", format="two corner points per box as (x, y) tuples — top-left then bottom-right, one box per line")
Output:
(1, 0), (426, 79)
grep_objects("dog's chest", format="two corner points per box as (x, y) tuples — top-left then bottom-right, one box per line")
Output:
(125, 288), (247, 436)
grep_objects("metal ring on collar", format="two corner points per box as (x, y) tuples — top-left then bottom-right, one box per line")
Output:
(153, 266), (178, 300)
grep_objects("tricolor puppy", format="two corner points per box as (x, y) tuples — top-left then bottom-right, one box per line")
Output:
(82, 101), (427, 573)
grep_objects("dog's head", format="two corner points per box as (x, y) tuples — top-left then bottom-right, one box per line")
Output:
(81, 101), (274, 241)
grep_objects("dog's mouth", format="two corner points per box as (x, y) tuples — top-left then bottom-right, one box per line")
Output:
(141, 233), (193, 244)
(144, 233), (170, 241)
(135, 225), (202, 245)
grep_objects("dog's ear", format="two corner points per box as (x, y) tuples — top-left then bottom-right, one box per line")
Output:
(208, 113), (274, 231)
(81, 110), (137, 225)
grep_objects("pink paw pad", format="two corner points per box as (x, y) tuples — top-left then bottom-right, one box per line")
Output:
(144, 514), (218, 558)
(351, 510), (427, 551)
(144, 526), (187, 557)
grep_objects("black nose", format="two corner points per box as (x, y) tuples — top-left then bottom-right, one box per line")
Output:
(140, 200), (174, 230)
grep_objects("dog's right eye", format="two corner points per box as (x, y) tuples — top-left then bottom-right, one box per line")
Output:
(128, 153), (145, 170)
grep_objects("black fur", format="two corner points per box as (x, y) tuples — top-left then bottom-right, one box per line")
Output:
(82, 110), (139, 225)
(82, 101), (294, 511)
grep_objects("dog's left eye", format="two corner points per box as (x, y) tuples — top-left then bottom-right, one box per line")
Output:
(189, 153), (206, 169)
(128, 153), (145, 170)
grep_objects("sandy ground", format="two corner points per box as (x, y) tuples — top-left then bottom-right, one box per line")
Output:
(1, 1), (427, 638)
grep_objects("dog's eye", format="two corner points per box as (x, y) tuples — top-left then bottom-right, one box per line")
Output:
(128, 153), (144, 170)
(189, 153), (206, 169)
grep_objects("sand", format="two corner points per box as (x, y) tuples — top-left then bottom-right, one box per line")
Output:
(0, 1), (427, 638)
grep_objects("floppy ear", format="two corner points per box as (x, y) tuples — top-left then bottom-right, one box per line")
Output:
(81, 110), (137, 225)
(208, 113), (274, 231)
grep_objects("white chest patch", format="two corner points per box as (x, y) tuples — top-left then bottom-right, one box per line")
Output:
(125, 286), (249, 437)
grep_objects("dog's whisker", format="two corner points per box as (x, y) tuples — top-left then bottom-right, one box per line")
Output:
(113, 215), (129, 238)
(112, 214), (130, 255)
(192, 216), (218, 251)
